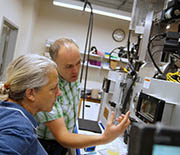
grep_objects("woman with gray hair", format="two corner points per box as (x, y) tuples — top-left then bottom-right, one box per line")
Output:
(0, 54), (61, 155)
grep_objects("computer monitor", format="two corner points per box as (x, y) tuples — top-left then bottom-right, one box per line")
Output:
(136, 92), (165, 123)
(128, 123), (180, 155)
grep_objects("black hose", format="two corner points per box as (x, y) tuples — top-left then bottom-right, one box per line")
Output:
(121, 73), (137, 114)
(80, 1), (94, 119)
(147, 33), (166, 74)
(126, 30), (135, 72)
(80, 2), (92, 82)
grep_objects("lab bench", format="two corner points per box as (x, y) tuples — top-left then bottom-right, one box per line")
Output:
(75, 120), (128, 155)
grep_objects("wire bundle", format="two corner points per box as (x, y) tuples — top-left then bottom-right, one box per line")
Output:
(166, 72), (180, 83)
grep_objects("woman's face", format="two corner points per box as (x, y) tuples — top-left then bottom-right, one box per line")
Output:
(34, 67), (61, 112)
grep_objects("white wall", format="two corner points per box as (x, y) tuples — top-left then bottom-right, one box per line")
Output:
(15, 0), (40, 58)
(30, 0), (132, 90)
(0, 0), (23, 29)
(31, 0), (131, 55)
(0, 0), (132, 89)
(0, 0), (39, 59)
(0, 0), (23, 59)
(0, 0), (131, 58)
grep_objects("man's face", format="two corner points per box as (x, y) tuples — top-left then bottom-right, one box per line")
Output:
(56, 44), (81, 82)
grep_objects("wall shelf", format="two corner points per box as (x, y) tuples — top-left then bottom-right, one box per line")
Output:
(81, 62), (101, 69)
(80, 52), (129, 71)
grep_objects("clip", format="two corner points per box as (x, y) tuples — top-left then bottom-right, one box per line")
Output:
(4, 83), (9, 89)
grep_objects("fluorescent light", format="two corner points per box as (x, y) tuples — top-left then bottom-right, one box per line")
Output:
(53, 1), (83, 11)
(53, 0), (131, 21)
(90, 9), (131, 21)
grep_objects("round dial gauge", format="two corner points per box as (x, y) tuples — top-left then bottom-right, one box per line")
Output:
(112, 28), (126, 42)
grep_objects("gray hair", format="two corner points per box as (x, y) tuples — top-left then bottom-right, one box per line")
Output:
(49, 38), (79, 61)
(0, 54), (57, 101)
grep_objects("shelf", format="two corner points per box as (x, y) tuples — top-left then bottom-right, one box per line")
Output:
(81, 62), (112, 71)
(89, 64), (101, 69)
(120, 58), (129, 63)
(80, 51), (129, 63)
(81, 62), (101, 69)
(104, 56), (129, 63)
(104, 56), (119, 61)
(90, 53), (102, 58)
(102, 66), (110, 70)
(80, 52), (102, 59)
(80, 52), (129, 71)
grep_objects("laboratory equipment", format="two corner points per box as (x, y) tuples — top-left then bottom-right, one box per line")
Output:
(130, 77), (180, 127)
(99, 70), (134, 127)
(128, 123), (180, 155)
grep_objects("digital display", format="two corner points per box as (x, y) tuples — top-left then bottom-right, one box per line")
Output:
(153, 144), (180, 155)
(140, 98), (157, 121)
(136, 92), (165, 123)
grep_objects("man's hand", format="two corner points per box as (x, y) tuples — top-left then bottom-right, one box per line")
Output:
(101, 111), (130, 143)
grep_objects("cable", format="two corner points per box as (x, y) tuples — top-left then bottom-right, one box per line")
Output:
(166, 72), (180, 83)
(147, 33), (166, 75)
(108, 47), (130, 73)
(118, 0), (128, 9)
(109, 30), (136, 74)
(80, 1), (92, 82)
(109, 47), (121, 71)
(79, 1), (94, 119)
(126, 30), (136, 73)
(121, 72), (137, 114)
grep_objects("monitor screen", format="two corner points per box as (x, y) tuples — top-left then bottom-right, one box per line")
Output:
(136, 92), (165, 123)
(153, 144), (180, 155)
(140, 98), (157, 122)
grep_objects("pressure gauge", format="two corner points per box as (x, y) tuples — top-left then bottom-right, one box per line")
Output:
(112, 28), (126, 42)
